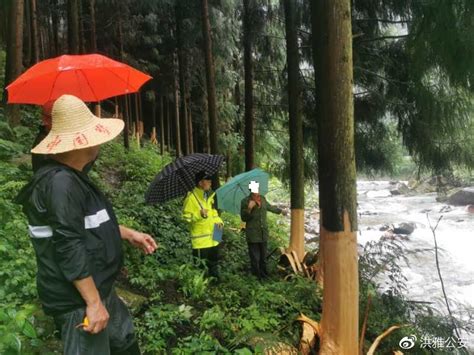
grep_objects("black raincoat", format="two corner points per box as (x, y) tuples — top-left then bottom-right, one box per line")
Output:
(15, 160), (123, 316)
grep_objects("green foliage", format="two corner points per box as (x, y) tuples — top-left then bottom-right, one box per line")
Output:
(0, 134), (469, 353)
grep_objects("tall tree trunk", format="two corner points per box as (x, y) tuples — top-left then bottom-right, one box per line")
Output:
(243, 0), (255, 171)
(159, 96), (165, 155)
(151, 94), (157, 145)
(187, 102), (194, 154)
(89, 0), (97, 52)
(173, 53), (182, 157)
(4, 0), (24, 126)
(202, 92), (210, 153)
(166, 98), (171, 153)
(67, 0), (80, 54)
(123, 95), (130, 150)
(24, 0), (31, 66)
(201, 0), (219, 164)
(312, 0), (359, 353)
(30, 0), (40, 63)
(284, 0), (305, 261)
(176, 3), (190, 155)
(47, 5), (55, 57)
(77, 0), (85, 53)
(51, 0), (59, 55)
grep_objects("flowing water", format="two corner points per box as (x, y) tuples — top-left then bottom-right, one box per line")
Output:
(357, 180), (474, 349)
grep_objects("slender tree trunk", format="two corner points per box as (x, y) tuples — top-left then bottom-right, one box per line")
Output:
(201, 0), (219, 158)
(89, 0), (97, 52)
(188, 102), (194, 154)
(176, 3), (189, 155)
(312, 0), (359, 353)
(123, 95), (130, 149)
(284, 0), (305, 261)
(202, 92), (210, 153)
(134, 94), (141, 146)
(243, 0), (255, 171)
(166, 98), (171, 153)
(25, 0), (31, 66)
(51, 0), (59, 55)
(151, 94), (157, 144)
(4, 0), (24, 126)
(173, 53), (182, 157)
(30, 0), (40, 63)
(159, 96), (165, 155)
(67, 0), (80, 54)
(47, 6), (55, 57)
(77, 0), (85, 53)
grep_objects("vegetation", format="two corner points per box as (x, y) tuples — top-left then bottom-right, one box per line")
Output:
(0, 115), (468, 353)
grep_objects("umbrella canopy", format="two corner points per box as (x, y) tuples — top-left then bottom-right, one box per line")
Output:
(215, 168), (269, 215)
(6, 54), (152, 105)
(145, 153), (225, 204)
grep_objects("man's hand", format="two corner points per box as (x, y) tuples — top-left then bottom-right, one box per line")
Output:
(73, 277), (108, 334)
(120, 226), (158, 255)
(248, 200), (256, 210)
(84, 300), (109, 334)
(200, 208), (208, 218)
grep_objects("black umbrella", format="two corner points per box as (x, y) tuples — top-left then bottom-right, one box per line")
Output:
(145, 153), (225, 204)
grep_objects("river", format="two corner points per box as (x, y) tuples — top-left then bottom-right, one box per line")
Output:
(356, 180), (474, 349)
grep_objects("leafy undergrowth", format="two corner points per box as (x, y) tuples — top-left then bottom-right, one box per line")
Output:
(0, 121), (467, 354)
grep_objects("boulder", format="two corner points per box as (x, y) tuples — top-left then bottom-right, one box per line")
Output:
(390, 182), (410, 195)
(116, 287), (147, 315)
(393, 222), (416, 235)
(447, 188), (474, 206)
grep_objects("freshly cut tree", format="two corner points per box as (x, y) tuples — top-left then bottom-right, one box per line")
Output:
(312, 0), (359, 353)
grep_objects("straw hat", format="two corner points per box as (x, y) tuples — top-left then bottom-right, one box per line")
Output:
(31, 95), (124, 154)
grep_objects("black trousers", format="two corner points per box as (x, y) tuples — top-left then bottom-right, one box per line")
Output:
(53, 289), (140, 355)
(192, 245), (219, 277)
(247, 241), (268, 278)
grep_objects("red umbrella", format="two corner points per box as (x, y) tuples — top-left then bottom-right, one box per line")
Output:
(6, 54), (152, 105)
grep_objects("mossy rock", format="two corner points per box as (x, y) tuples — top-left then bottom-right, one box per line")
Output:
(116, 287), (147, 315)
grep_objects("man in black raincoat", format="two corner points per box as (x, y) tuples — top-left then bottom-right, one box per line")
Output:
(16, 95), (157, 355)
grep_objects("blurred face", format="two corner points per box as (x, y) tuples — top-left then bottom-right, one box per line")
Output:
(249, 180), (260, 194)
(198, 178), (212, 191)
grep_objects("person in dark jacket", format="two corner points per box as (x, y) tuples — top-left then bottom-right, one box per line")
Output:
(16, 95), (157, 355)
(240, 180), (282, 279)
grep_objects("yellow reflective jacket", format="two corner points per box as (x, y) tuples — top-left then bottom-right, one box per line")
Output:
(182, 187), (223, 249)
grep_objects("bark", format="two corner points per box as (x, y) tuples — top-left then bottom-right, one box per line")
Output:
(67, 0), (80, 54)
(284, 0), (305, 260)
(77, 0), (85, 53)
(201, 0), (219, 162)
(159, 96), (165, 155)
(187, 101), (194, 154)
(4, 0), (24, 126)
(243, 0), (255, 171)
(176, 3), (189, 155)
(173, 53), (182, 157)
(25, 0), (31, 66)
(312, 0), (359, 353)
(166, 98), (171, 153)
(51, 0), (59, 55)
(89, 0), (97, 52)
(30, 0), (40, 63)
(202, 92), (210, 153)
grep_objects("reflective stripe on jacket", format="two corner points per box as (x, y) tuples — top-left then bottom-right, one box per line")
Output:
(182, 187), (223, 249)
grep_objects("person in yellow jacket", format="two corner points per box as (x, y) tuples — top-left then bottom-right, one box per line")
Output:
(182, 171), (223, 278)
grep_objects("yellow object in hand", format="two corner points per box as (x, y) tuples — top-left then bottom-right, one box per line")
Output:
(83, 317), (89, 327)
